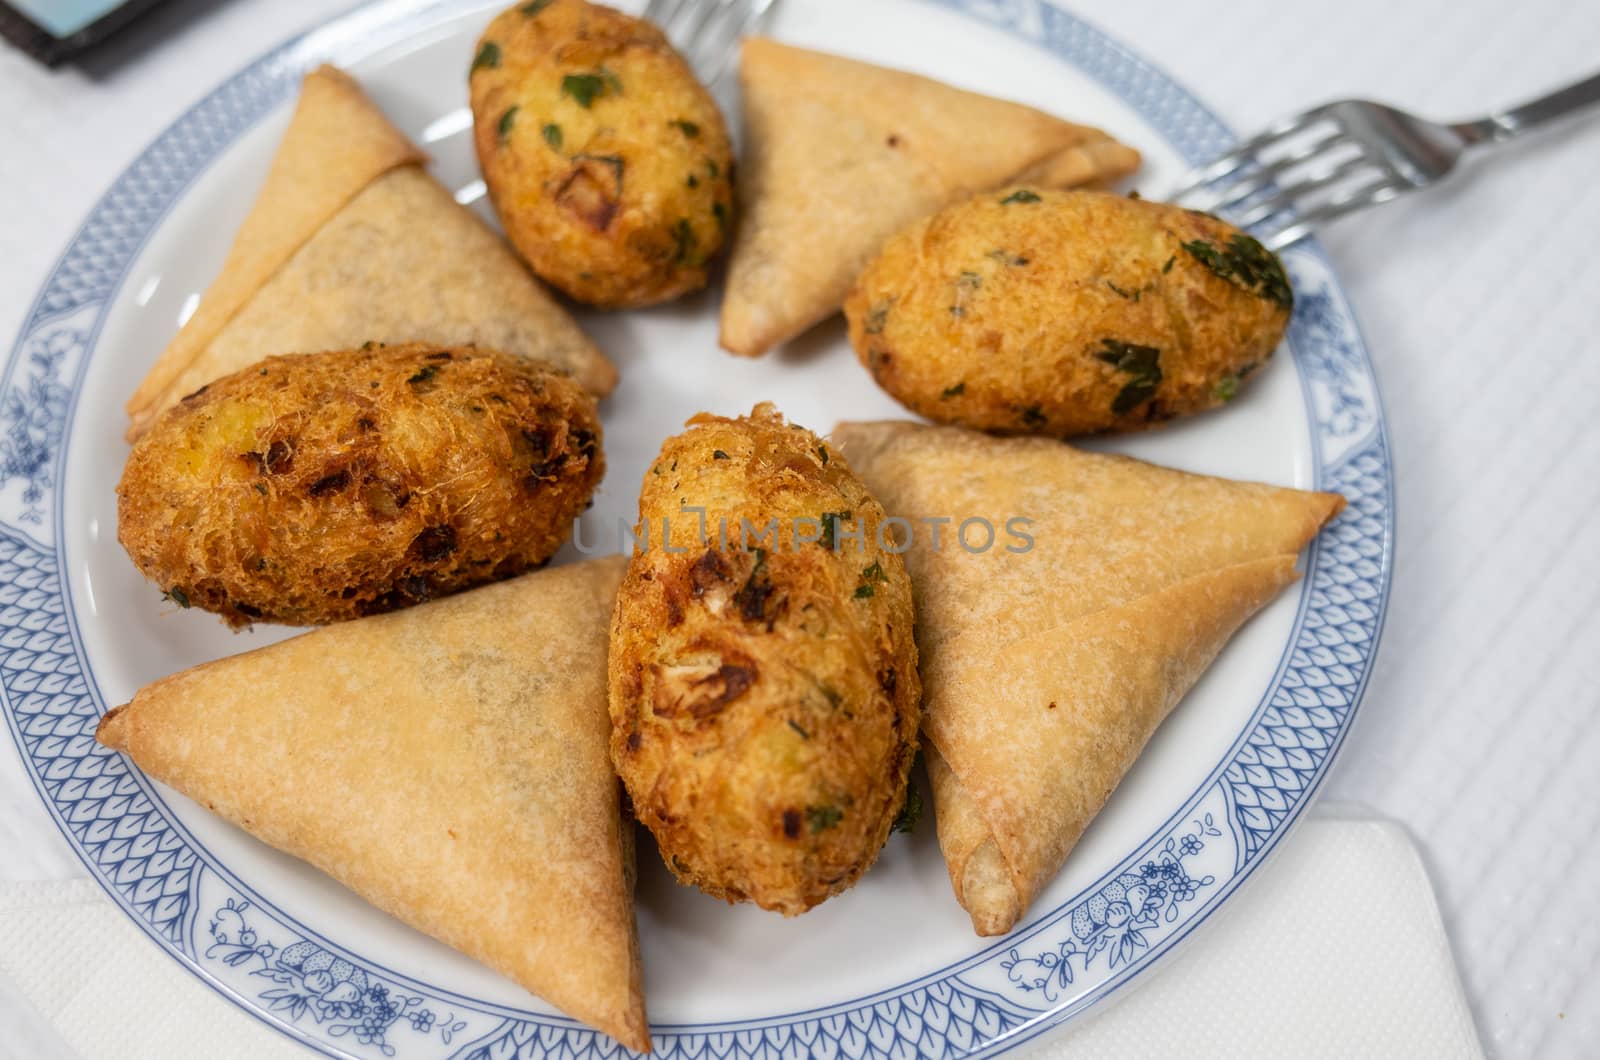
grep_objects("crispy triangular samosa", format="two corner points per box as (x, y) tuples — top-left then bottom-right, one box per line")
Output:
(831, 422), (1344, 936)
(126, 65), (615, 440)
(96, 558), (649, 1051)
(719, 40), (1141, 358)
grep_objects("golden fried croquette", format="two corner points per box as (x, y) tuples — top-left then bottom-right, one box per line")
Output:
(118, 343), (603, 628)
(469, 0), (735, 308)
(608, 404), (920, 915)
(845, 188), (1294, 436)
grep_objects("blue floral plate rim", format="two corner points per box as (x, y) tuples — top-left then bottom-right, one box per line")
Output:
(0, 1), (1394, 1057)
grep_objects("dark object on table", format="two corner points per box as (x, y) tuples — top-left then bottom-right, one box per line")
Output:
(0, 0), (171, 66)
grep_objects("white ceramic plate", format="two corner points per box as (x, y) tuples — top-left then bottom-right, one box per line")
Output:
(0, 1), (1393, 1056)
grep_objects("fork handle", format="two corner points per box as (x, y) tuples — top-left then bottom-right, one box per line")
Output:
(1453, 70), (1600, 144)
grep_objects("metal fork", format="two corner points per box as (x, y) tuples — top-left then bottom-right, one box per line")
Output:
(643, 0), (778, 86)
(1171, 70), (1600, 250)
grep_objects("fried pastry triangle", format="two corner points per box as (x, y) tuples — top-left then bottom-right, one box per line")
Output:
(831, 421), (1345, 936)
(126, 65), (614, 440)
(96, 558), (649, 1051)
(719, 39), (1141, 358)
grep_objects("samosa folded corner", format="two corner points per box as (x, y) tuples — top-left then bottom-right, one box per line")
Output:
(830, 420), (1345, 937)
(719, 39), (1142, 359)
(95, 558), (652, 1052)
(124, 64), (616, 442)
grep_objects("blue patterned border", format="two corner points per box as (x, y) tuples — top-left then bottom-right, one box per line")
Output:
(0, 2), (1393, 1058)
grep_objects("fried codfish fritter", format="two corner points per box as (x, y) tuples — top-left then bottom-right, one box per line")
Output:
(470, 0), (735, 308)
(608, 404), (920, 915)
(118, 343), (603, 627)
(845, 188), (1294, 436)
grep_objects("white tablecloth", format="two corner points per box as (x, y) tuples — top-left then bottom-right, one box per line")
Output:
(2, 0), (1598, 1056)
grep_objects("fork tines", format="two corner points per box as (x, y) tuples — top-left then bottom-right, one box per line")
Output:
(644, 0), (777, 85)
(1170, 102), (1403, 250)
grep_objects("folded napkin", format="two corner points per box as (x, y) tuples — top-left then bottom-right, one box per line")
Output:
(0, 815), (1482, 1059)
(1029, 813), (1485, 1058)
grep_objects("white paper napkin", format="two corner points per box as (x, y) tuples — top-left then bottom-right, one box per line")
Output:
(1026, 813), (1485, 1058)
(0, 815), (1482, 1060)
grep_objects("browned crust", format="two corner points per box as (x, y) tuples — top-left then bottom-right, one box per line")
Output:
(608, 404), (921, 915)
(117, 343), (603, 627)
